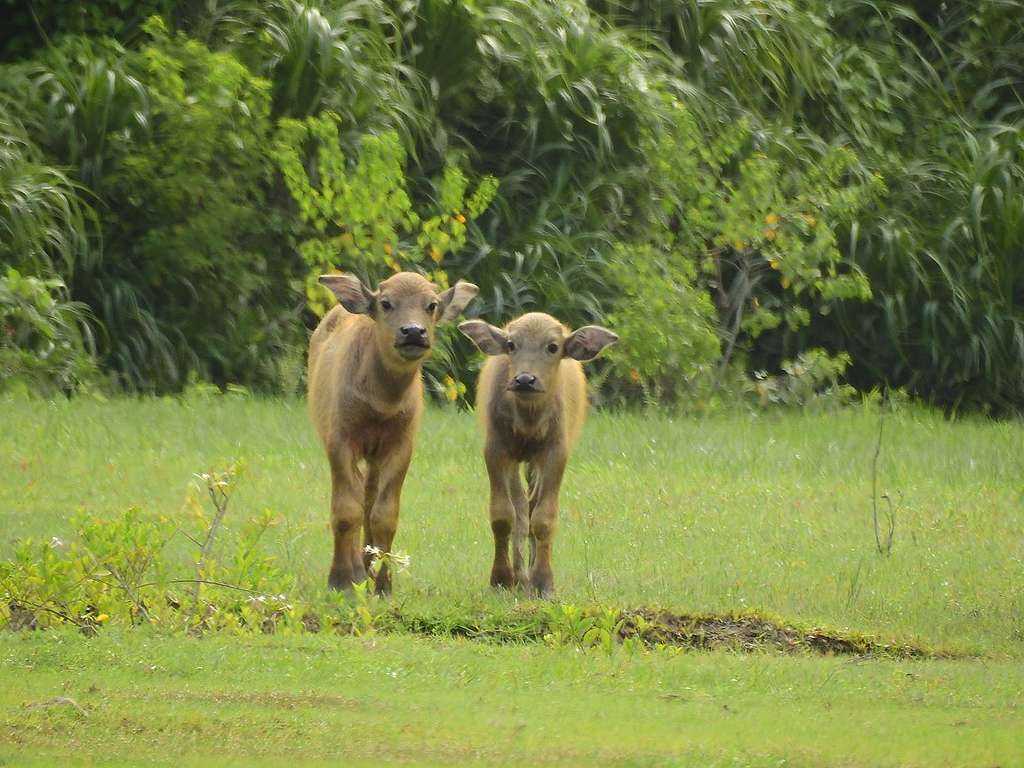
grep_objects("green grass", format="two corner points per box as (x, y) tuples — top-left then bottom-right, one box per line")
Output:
(2, 629), (1023, 767)
(1, 397), (1023, 766)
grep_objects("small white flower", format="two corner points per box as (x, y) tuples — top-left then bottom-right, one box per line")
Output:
(49, 537), (65, 549)
(389, 552), (411, 573)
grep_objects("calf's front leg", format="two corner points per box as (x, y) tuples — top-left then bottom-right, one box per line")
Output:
(328, 449), (368, 591)
(527, 448), (567, 597)
(485, 446), (516, 589)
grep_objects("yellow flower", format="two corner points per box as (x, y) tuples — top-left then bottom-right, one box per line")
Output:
(454, 213), (466, 224)
(430, 247), (442, 263)
(96, 613), (110, 623)
(781, 277), (791, 289)
(765, 213), (779, 225)
(769, 260), (780, 270)
(733, 240), (745, 251)
(629, 369), (641, 383)
(764, 228), (777, 241)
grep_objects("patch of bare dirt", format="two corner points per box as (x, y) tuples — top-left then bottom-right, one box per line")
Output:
(618, 609), (939, 658)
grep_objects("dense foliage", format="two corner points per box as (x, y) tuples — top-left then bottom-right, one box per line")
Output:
(0, 0), (1021, 412)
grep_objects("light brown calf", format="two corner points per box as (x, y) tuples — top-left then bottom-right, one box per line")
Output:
(459, 312), (617, 595)
(309, 271), (478, 593)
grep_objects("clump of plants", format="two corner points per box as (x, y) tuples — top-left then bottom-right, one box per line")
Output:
(0, 268), (96, 396)
(746, 348), (857, 411)
(272, 111), (498, 315)
(0, 463), (384, 637)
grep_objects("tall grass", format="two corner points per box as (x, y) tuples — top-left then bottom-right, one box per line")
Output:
(0, 116), (92, 277)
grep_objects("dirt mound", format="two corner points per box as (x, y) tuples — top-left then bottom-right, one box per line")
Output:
(393, 605), (949, 658)
(618, 609), (937, 658)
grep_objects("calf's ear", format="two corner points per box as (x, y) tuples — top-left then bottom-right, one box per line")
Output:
(458, 320), (508, 356)
(438, 280), (479, 321)
(319, 274), (375, 314)
(564, 325), (619, 361)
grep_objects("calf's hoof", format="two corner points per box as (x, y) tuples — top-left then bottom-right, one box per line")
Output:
(327, 569), (353, 591)
(490, 564), (514, 590)
(528, 568), (554, 598)
(374, 572), (393, 596)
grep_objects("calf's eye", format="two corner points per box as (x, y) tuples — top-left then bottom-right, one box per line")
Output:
(547, 342), (559, 354)
(507, 340), (516, 352)
(427, 301), (438, 313)
(380, 298), (393, 311)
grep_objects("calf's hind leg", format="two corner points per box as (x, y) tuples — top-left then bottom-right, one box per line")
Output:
(511, 468), (529, 586)
(364, 441), (413, 595)
(362, 466), (380, 572)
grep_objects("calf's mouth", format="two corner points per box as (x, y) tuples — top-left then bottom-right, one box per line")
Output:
(395, 339), (430, 359)
(508, 382), (544, 395)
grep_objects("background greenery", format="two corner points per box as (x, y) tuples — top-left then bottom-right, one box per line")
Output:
(1, 0), (1022, 413)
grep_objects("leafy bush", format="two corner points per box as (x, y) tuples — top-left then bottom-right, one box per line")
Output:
(603, 245), (720, 404)
(0, 268), (96, 395)
(5, 20), (306, 392)
(0, 0), (174, 61)
(747, 349), (856, 411)
(95, 18), (301, 391)
(642, 104), (880, 374)
(442, 0), (677, 327)
(272, 110), (498, 313)
(273, 109), (498, 401)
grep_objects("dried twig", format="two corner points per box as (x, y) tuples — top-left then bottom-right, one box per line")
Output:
(24, 697), (88, 717)
(871, 393), (896, 554)
(144, 578), (260, 594)
(4, 596), (86, 629)
(187, 468), (236, 626)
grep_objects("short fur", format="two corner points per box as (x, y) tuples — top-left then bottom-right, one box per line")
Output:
(309, 272), (477, 593)
(459, 312), (617, 594)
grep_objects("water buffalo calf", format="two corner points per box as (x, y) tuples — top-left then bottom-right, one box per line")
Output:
(459, 312), (617, 595)
(309, 271), (477, 593)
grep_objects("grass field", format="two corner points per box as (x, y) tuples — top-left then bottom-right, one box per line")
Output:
(1, 397), (1023, 766)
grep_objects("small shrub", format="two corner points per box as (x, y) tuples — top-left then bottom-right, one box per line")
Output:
(0, 466), (390, 638)
(747, 348), (856, 411)
(603, 244), (720, 404)
(0, 267), (96, 395)
(272, 110), (498, 316)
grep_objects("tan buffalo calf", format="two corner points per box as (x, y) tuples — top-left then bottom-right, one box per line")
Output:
(309, 271), (477, 593)
(459, 313), (617, 595)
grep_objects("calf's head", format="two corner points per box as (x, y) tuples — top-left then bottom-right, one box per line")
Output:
(460, 312), (618, 400)
(320, 272), (478, 368)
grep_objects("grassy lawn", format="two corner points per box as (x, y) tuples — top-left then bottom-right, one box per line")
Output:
(2, 630), (1023, 767)
(1, 397), (1023, 766)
